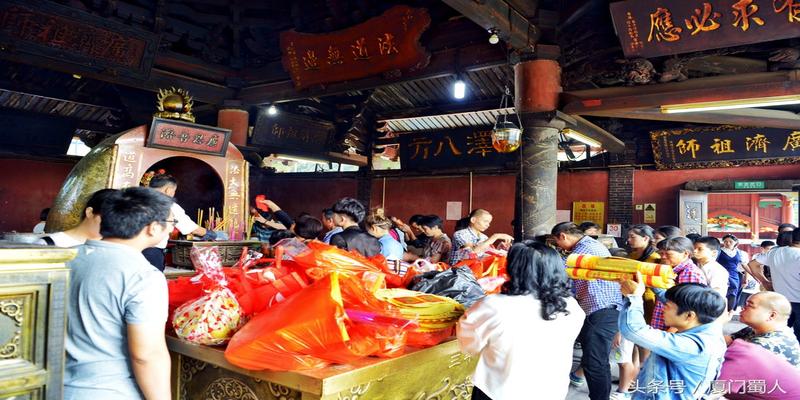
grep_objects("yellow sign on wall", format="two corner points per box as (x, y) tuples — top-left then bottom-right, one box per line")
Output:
(573, 202), (605, 228)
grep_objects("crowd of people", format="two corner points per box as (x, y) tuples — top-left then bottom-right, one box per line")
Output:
(458, 221), (800, 400)
(31, 184), (800, 399)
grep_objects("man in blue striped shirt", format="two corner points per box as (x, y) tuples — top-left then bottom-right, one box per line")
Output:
(553, 222), (622, 400)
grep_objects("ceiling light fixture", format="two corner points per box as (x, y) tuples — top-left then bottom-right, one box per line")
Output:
(267, 105), (278, 115)
(660, 95), (800, 114)
(488, 28), (500, 45)
(562, 128), (602, 148)
(452, 77), (466, 100)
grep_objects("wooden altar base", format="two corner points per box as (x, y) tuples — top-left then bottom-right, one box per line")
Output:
(167, 336), (477, 400)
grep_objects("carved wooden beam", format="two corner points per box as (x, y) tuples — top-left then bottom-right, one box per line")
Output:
(441, 0), (540, 51)
(686, 56), (767, 75)
(238, 42), (507, 104)
(0, 51), (235, 104)
(591, 108), (800, 130)
(562, 71), (800, 114)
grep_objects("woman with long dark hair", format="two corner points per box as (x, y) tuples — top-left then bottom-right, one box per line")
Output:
(457, 241), (585, 400)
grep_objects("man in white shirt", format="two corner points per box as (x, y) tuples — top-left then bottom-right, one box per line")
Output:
(143, 174), (213, 271)
(749, 229), (800, 343)
(693, 236), (730, 300)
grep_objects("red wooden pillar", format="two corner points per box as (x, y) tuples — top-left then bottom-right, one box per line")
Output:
(218, 106), (250, 147)
(514, 59), (564, 239)
(751, 193), (759, 241)
(782, 194), (793, 225)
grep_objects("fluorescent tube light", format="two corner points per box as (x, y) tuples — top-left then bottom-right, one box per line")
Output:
(273, 154), (329, 165)
(563, 128), (602, 147)
(661, 95), (800, 114)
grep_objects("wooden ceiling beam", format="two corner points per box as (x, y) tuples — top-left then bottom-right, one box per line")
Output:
(686, 56), (767, 75)
(0, 52), (235, 104)
(562, 71), (800, 115)
(587, 108), (800, 130)
(154, 52), (239, 84)
(441, 0), (540, 51)
(238, 42), (507, 105)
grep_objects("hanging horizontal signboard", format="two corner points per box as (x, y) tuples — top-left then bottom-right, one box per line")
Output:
(610, 0), (800, 58)
(399, 128), (517, 170)
(280, 5), (430, 90)
(147, 118), (231, 157)
(251, 112), (334, 154)
(650, 125), (800, 169)
(0, 0), (158, 79)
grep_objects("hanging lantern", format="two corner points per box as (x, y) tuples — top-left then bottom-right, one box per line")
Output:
(491, 85), (522, 153)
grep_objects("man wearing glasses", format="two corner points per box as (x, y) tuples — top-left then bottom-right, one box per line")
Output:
(145, 173), (215, 271)
(64, 187), (175, 400)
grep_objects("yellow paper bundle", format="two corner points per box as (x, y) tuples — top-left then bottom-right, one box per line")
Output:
(374, 289), (464, 332)
(565, 268), (674, 289)
(566, 254), (676, 279)
(565, 254), (676, 288)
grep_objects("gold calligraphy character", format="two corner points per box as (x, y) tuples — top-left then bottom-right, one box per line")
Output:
(121, 152), (136, 163)
(179, 132), (190, 143)
(774, 0), (800, 22)
(377, 33), (399, 55)
(229, 165), (241, 175)
(302, 50), (319, 70)
(676, 138), (700, 159)
(648, 7), (682, 42)
(783, 131), (800, 150)
(684, 3), (721, 35)
(409, 137), (433, 160)
(467, 131), (495, 157)
(732, 0), (765, 31)
(710, 138), (735, 154)
(351, 37), (370, 60)
(159, 128), (175, 140)
(433, 136), (463, 157)
(327, 45), (344, 65)
(192, 134), (204, 145)
(207, 135), (219, 147)
(745, 133), (770, 153)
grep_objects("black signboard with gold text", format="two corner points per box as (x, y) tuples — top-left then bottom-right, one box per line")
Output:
(650, 125), (800, 170)
(610, 0), (800, 58)
(399, 128), (517, 170)
(251, 112), (333, 154)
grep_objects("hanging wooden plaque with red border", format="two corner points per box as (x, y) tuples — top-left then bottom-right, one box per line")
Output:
(280, 5), (430, 90)
(610, 0), (800, 59)
(0, 0), (158, 79)
(147, 118), (231, 157)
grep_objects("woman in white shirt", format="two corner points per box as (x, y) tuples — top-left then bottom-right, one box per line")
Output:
(37, 189), (116, 247)
(457, 241), (585, 400)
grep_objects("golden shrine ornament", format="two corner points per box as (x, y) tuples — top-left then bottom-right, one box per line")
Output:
(154, 87), (195, 122)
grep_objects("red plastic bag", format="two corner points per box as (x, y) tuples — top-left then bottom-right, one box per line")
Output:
(224, 272), (416, 371)
(225, 272), (353, 370)
(167, 276), (205, 318)
(287, 240), (384, 281)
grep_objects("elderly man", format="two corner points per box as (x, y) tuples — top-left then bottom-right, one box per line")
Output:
(449, 209), (513, 266)
(552, 221), (621, 400)
(726, 291), (800, 367)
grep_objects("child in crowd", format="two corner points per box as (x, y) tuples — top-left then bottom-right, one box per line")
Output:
(692, 236), (730, 301)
